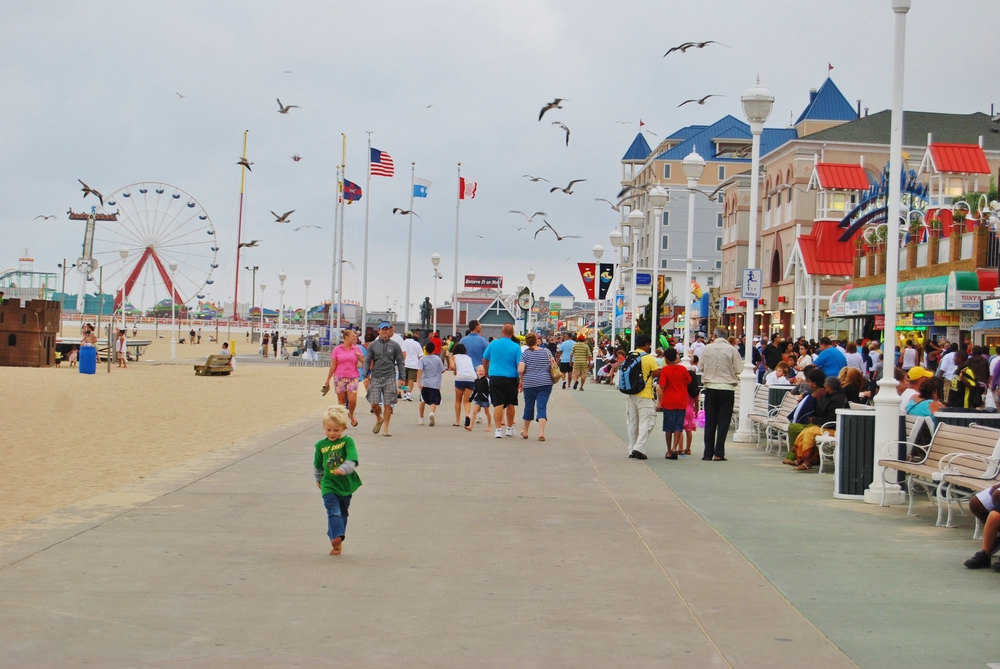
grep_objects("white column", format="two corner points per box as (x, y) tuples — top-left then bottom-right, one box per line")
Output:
(682, 152), (705, 363)
(867, 0), (910, 505)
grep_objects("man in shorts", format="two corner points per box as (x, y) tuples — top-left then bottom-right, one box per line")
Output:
(400, 330), (423, 402)
(364, 321), (406, 437)
(558, 333), (575, 389)
(571, 333), (592, 390)
(482, 323), (522, 438)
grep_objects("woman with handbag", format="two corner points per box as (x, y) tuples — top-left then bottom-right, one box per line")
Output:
(518, 333), (557, 441)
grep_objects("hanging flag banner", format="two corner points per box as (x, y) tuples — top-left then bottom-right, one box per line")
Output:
(369, 148), (395, 177)
(577, 263), (596, 300)
(459, 177), (477, 199)
(598, 263), (614, 299)
(413, 177), (431, 198)
(342, 179), (362, 203)
(615, 293), (625, 318)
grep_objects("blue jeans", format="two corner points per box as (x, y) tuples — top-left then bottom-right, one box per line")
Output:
(522, 384), (552, 421)
(322, 493), (352, 541)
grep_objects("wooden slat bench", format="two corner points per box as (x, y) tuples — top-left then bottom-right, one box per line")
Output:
(764, 392), (803, 456)
(878, 423), (1000, 526)
(194, 354), (233, 376)
(746, 385), (772, 447)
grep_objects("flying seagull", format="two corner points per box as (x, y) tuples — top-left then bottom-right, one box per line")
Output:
(34, 214), (57, 220)
(551, 121), (571, 146)
(271, 210), (295, 223)
(550, 179), (586, 195)
(508, 210), (547, 223)
(276, 98), (299, 114)
(663, 40), (728, 57)
(294, 225), (321, 231)
(616, 183), (652, 199)
(714, 145), (752, 159)
(238, 240), (262, 248)
(78, 179), (103, 206)
(614, 121), (633, 125)
(475, 234), (485, 239)
(534, 220), (581, 241)
(678, 94), (721, 107)
(392, 207), (421, 218)
(522, 174), (549, 183)
(176, 92), (188, 99)
(538, 98), (566, 121)
(595, 198), (620, 212)
(512, 226), (527, 232)
(237, 157), (253, 171)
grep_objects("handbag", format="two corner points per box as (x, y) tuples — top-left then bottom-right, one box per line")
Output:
(548, 352), (561, 383)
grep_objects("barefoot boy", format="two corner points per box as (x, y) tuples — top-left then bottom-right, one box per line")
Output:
(313, 406), (362, 555)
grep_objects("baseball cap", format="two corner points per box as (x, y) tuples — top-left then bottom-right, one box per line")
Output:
(404, 330), (413, 337)
(907, 366), (933, 381)
(378, 321), (391, 330)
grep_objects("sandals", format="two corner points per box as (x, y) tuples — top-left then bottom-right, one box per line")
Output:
(350, 417), (358, 428)
(538, 436), (545, 441)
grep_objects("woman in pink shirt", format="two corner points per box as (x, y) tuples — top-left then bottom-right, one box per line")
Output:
(324, 330), (365, 426)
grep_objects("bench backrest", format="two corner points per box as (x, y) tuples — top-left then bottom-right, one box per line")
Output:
(925, 423), (1000, 478)
(753, 385), (769, 412)
(774, 392), (800, 420)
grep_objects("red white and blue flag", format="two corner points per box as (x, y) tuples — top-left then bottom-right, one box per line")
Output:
(370, 148), (394, 177)
(342, 179), (362, 203)
(459, 177), (477, 200)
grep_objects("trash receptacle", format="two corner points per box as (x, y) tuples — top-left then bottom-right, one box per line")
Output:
(768, 385), (794, 410)
(833, 408), (876, 500)
(78, 346), (97, 375)
(933, 410), (1000, 430)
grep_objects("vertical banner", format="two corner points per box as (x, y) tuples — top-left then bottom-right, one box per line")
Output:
(615, 293), (625, 319)
(657, 274), (666, 295)
(598, 263), (614, 300)
(577, 263), (596, 300)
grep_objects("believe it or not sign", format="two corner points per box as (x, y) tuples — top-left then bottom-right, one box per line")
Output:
(982, 297), (1000, 320)
(464, 275), (503, 289)
(740, 268), (762, 300)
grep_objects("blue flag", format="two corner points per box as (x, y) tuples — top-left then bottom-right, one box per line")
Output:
(413, 177), (431, 198)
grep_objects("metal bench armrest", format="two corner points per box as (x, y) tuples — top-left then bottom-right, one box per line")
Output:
(878, 440), (913, 460)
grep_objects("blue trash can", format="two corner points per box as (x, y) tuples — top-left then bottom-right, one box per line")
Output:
(79, 346), (97, 375)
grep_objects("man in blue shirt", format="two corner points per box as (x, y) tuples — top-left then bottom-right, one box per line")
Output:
(461, 319), (489, 368)
(558, 333), (576, 389)
(482, 323), (523, 439)
(813, 336), (847, 378)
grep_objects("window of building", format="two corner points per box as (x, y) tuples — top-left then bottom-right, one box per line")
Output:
(717, 212), (723, 227)
(663, 164), (672, 179)
(717, 192), (724, 203)
(7, 334), (15, 347)
(662, 235), (669, 250)
(716, 237), (722, 251)
(776, 191), (782, 206)
(718, 165), (725, 180)
(707, 276), (714, 287)
(661, 259), (668, 269)
(716, 260), (722, 269)
(662, 210), (670, 226)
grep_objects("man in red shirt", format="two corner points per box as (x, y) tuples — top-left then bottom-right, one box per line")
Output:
(430, 331), (443, 356)
(658, 348), (692, 460)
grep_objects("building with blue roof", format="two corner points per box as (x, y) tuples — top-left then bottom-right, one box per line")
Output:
(548, 283), (575, 310)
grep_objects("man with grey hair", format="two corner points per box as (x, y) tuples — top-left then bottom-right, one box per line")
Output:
(697, 326), (743, 461)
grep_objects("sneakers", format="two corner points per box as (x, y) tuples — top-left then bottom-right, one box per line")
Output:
(418, 418), (424, 426)
(373, 418), (383, 434)
(572, 380), (579, 390)
(665, 452), (678, 460)
(505, 426), (516, 437)
(476, 415), (483, 423)
(429, 414), (435, 427)
(495, 428), (503, 439)
(630, 450), (648, 460)
(965, 550), (992, 569)
(562, 381), (567, 389)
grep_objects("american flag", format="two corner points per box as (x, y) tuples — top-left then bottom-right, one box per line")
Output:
(370, 148), (394, 177)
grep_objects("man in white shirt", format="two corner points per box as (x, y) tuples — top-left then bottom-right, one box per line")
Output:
(400, 331), (423, 402)
(691, 333), (706, 360)
(936, 343), (958, 401)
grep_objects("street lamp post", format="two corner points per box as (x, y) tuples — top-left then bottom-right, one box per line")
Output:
(431, 253), (442, 336)
(609, 229), (623, 350)
(259, 283), (266, 336)
(57, 259), (75, 337)
(117, 247), (129, 362)
(169, 259), (178, 360)
(592, 244), (604, 380)
(868, 0), (912, 506)
(526, 268), (536, 333)
(278, 270), (287, 349)
(304, 277), (312, 334)
(245, 265), (259, 340)
(682, 151), (706, 364)
(647, 186), (669, 351)
(626, 209), (644, 351)
(735, 78), (774, 443)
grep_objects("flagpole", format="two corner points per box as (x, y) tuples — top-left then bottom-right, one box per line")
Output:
(404, 161), (415, 333)
(453, 162), (461, 337)
(233, 129), (248, 320)
(362, 131), (372, 335)
(337, 134), (346, 334)
(330, 164), (341, 337)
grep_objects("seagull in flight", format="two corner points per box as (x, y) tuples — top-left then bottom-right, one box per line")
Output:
(534, 220), (581, 241)
(713, 146), (752, 159)
(475, 234), (485, 239)
(271, 210), (295, 223)
(595, 198), (620, 212)
(616, 183), (652, 200)
(176, 92), (188, 99)
(538, 98), (566, 121)
(678, 94), (721, 107)
(392, 207), (421, 218)
(508, 210), (546, 223)
(614, 121), (632, 125)
(551, 121), (571, 146)
(34, 214), (57, 220)
(78, 179), (104, 206)
(294, 225), (322, 232)
(550, 179), (586, 195)
(239, 240), (262, 248)
(523, 175), (549, 183)
(237, 157), (253, 171)
(276, 98), (299, 114)
(663, 40), (728, 57)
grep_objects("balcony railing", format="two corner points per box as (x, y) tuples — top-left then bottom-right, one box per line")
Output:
(938, 237), (950, 264)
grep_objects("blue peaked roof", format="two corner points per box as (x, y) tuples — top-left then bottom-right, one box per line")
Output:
(621, 132), (652, 161)
(652, 115), (797, 163)
(794, 77), (857, 125)
(549, 283), (574, 297)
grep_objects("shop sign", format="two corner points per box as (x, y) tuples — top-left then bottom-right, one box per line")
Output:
(923, 293), (947, 310)
(845, 301), (866, 316)
(828, 302), (845, 317)
(961, 312), (980, 329)
(464, 275), (503, 289)
(947, 289), (991, 311)
(912, 315), (935, 326)
(896, 313), (913, 328)
(901, 294), (922, 312)
(866, 299), (883, 314)
(947, 326), (961, 342)
(933, 311), (960, 326)
(874, 314), (885, 330)
(983, 297), (1000, 320)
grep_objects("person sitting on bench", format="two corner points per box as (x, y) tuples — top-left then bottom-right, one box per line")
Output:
(964, 484), (1000, 570)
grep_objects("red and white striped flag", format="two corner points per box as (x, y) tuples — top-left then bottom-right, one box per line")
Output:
(370, 148), (394, 177)
(459, 177), (477, 200)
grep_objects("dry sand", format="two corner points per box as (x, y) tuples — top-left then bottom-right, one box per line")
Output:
(1, 329), (332, 531)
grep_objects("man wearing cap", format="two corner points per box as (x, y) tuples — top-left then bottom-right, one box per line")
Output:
(400, 330), (423, 402)
(900, 366), (932, 410)
(571, 333), (592, 390)
(364, 321), (406, 436)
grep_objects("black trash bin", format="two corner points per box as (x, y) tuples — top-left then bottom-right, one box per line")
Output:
(833, 409), (876, 500)
(768, 385), (794, 410)
(933, 410), (1000, 430)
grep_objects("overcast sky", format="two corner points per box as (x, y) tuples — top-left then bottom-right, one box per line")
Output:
(1, 0), (995, 321)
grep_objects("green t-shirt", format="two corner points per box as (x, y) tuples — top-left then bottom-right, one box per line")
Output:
(572, 341), (591, 366)
(313, 436), (362, 497)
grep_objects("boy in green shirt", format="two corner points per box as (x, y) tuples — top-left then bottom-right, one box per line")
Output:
(313, 405), (363, 555)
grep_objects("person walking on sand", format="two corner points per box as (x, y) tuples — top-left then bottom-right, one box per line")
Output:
(697, 327), (743, 461)
(364, 321), (406, 437)
(261, 331), (270, 358)
(272, 330), (279, 358)
(115, 329), (128, 368)
(313, 405), (362, 556)
(482, 323), (522, 438)
(323, 329), (366, 427)
(518, 333), (555, 441)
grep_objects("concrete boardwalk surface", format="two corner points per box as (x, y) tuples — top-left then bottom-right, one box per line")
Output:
(1, 388), (858, 668)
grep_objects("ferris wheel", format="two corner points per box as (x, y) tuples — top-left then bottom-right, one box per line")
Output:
(91, 182), (218, 314)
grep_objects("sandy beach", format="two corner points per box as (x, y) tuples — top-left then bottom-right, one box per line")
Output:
(1, 329), (330, 531)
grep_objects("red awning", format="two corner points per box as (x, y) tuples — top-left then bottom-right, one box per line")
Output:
(815, 163), (870, 190)
(928, 143), (990, 175)
(799, 220), (854, 276)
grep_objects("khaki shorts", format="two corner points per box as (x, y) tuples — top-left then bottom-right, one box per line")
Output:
(405, 368), (418, 383)
(573, 364), (589, 375)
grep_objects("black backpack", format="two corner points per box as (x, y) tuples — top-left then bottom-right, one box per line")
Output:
(618, 352), (647, 395)
(687, 370), (700, 399)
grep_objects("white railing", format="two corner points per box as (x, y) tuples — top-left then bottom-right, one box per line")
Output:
(859, 256), (868, 277)
(784, 202), (792, 224)
(916, 243), (929, 267)
(938, 237), (950, 264)
(899, 246), (908, 268)
(960, 233), (973, 260)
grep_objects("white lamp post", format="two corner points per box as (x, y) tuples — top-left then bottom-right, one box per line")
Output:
(526, 268), (536, 333)
(647, 186), (669, 351)
(303, 277), (312, 334)
(609, 229), (623, 350)
(259, 283), (266, 336)
(168, 259), (178, 360)
(735, 78), (774, 443)
(592, 244), (604, 379)
(868, 0), (911, 505)
(117, 247), (129, 356)
(682, 151), (706, 364)
(431, 253), (442, 335)
(278, 270), (287, 349)
(626, 209), (644, 350)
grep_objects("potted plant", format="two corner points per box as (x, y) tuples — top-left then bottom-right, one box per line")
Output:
(929, 217), (943, 238)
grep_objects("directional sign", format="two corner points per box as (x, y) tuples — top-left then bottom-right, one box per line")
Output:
(741, 268), (762, 300)
(635, 272), (652, 286)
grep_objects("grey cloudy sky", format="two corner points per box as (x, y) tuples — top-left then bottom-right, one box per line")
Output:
(1, 0), (995, 320)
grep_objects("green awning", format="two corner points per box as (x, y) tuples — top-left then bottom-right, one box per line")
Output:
(837, 272), (979, 303)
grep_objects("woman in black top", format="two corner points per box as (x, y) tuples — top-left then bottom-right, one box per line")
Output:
(788, 376), (848, 470)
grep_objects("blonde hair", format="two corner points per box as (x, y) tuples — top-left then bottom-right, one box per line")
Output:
(323, 405), (350, 428)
